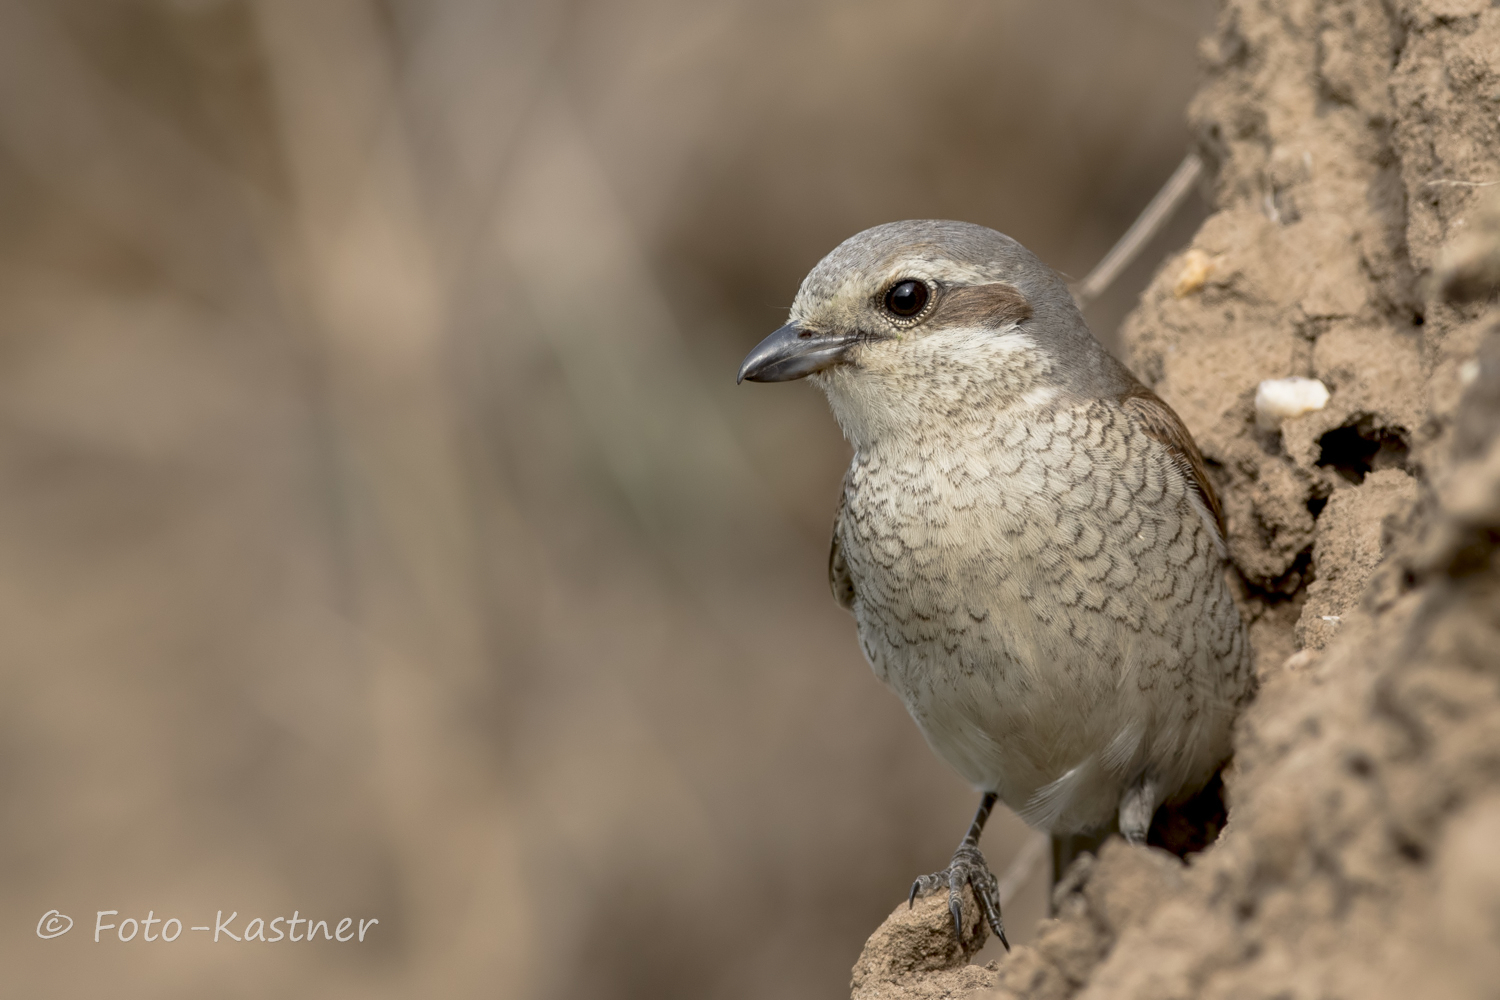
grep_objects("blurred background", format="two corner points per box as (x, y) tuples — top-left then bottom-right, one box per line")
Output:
(0, 1), (1214, 996)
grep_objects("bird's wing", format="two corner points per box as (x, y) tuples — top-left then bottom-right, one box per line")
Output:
(828, 481), (856, 612)
(1119, 387), (1226, 539)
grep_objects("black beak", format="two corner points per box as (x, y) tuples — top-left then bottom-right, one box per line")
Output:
(736, 324), (862, 384)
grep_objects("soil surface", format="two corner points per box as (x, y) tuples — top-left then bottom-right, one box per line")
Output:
(852, 0), (1500, 996)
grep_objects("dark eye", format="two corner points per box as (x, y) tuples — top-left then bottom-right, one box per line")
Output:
(885, 279), (929, 318)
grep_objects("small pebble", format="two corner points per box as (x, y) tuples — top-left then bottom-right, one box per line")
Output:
(1255, 376), (1330, 430)
(1173, 249), (1217, 297)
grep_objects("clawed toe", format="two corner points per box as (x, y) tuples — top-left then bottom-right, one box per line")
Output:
(907, 842), (1009, 951)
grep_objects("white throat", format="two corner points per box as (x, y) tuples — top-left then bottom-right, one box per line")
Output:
(814, 325), (1053, 452)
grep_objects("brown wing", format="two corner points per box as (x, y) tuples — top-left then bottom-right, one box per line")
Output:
(828, 486), (856, 612)
(1119, 386), (1225, 538)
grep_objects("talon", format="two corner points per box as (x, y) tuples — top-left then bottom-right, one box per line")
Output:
(975, 879), (1009, 951)
(908, 838), (1006, 948)
(908, 796), (1005, 947)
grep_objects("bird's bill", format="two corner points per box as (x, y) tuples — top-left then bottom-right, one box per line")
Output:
(736, 323), (863, 383)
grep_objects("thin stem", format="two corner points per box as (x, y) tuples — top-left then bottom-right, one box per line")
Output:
(1074, 152), (1204, 308)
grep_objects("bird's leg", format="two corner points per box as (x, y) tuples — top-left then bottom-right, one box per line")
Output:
(1117, 775), (1162, 845)
(908, 791), (1009, 951)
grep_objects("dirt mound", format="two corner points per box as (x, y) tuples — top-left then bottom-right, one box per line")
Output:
(853, 0), (1500, 995)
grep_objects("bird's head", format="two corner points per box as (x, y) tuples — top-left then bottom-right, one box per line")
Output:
(738, 220), (1111, 444)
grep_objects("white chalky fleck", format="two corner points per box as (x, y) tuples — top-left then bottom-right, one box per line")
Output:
(1255, 376), (1330, 430)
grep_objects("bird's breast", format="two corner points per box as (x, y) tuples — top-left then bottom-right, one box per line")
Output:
(834, 400), (1246, 809)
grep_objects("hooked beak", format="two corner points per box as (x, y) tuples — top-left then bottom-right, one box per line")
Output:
(736, 323), (863, 384)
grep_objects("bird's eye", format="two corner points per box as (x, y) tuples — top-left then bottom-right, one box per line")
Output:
(885, 280), (929, 318)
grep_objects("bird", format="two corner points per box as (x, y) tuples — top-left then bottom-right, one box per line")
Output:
(737, 220), (1252, 949)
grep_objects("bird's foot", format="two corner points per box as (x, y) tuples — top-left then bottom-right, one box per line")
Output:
(908, 842), (1009, 951)
(1118, 776), (1161, 846)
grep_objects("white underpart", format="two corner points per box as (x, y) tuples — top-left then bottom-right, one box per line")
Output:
(1022, 385), (1060, 408)
(1021, 760), (1098, 831)
(1254, 376), (1330, 430)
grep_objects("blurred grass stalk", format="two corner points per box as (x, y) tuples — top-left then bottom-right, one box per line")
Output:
(254, 2), (531, 990)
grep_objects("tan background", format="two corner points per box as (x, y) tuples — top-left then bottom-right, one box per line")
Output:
(0, 1), (1212, 997)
